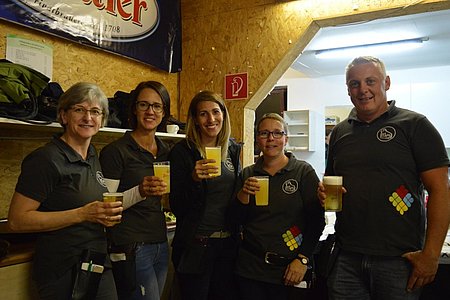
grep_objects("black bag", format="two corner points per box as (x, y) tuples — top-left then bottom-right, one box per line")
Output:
(315, 233), (338, 279)
(71, 249), (106, 300)
(107, 91), (131, 129)
(109, 243), (137, 294)
(37, 82), (64, 122)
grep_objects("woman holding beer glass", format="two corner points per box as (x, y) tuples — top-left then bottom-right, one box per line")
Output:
(169, 90), (242, 300)
(99, 81), (171, 300)
(235, 113), (325, 299)
(8, 82), (121, 299)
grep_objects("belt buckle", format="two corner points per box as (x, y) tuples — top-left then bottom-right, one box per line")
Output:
(264, 251), (277, 265)
(210, 231), (230, 238)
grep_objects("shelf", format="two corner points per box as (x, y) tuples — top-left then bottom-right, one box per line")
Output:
(284, 110), (315, 152)
(285, 146), (308, 151)
(0, 117), (185, 139)
(287, 134), (308, 138)
(286, 122), (308, 126)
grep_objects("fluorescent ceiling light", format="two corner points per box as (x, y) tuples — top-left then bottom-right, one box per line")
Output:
(315, 37), (429, 59)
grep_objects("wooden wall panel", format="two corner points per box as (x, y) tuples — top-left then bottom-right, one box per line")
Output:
(179, 0), (450, 165)
(0, 20), (179, 117)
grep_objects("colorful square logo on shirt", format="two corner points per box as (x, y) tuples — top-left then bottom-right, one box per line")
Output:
(389, 185), (414, 215)
(282, 225), (303, 251)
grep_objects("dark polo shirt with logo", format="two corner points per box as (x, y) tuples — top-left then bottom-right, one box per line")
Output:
(15, 135), (108, 284)
(236, 153), (325, 285)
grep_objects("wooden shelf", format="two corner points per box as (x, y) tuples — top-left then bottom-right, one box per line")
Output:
(0, 117), (185, 140)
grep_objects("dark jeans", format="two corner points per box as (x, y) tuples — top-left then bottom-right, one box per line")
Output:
(173, 237), (238, 300)
(327, 250), (422, 300)
(36, 267), (117, 300)
(237, 275), (289, 300)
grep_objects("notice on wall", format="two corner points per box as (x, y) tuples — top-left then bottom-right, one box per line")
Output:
(6, 34), (53, 80)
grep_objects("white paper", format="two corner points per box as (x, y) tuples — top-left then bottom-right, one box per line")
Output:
(6, 34), (53, 80)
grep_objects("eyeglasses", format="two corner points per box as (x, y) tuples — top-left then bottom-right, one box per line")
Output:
(136, 101), (164, 113)
(71, 106), (103, 117)
(257, 130), (286, 139)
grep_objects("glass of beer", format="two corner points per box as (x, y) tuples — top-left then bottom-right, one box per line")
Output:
(102, 192), (123, 224)
(153, 161), (170, 193)
(254, 176), (269, 206)
(205, 146), (221, 177)
(323, 176), (343, 212)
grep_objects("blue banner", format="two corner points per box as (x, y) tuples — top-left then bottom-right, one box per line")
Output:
(0, 0), (181, 73)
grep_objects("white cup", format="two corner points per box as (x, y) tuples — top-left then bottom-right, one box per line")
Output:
(167, 124), (179, 134)
(103, 178), (120, 193)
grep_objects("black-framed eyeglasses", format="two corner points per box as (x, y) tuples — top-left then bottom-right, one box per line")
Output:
(257, 130), (286, 139)
(71, 106), (103, 117)
(136, 101), (164, 113)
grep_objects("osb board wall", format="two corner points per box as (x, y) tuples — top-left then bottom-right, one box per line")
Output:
(0, 19), (179, 117)
(179, 0), (450, 166)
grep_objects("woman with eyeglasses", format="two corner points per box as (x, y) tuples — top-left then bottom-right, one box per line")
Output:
(99, 81), (171, 300)
(8, 82), (122, 299)
(235, 113), (325, 300)
(169, 90), (242, 300)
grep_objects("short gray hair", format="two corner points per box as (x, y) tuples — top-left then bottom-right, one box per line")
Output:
(57, 82), (109, 127)
(345, 56), (387, 81)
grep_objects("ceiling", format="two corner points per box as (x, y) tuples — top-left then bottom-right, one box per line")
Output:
(291, 9), (450, 77)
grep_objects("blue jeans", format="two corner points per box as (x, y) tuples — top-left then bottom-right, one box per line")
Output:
(327, 250), (422, 300)
(123, 242), (169, 300)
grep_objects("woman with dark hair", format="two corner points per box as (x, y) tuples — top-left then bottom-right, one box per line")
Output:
(99, 81), (171, 300)
(8, 82), (121, 299)
(169, 90), (242, 300)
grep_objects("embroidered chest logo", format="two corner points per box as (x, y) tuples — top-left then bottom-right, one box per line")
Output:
(282, 225), (303, 251)
(224, 157), (235, 172)
(377, 126), (396, 142)
(97, 171), (106, 187)
(282, 179), (298, 194)
(389, 185), (414, 215)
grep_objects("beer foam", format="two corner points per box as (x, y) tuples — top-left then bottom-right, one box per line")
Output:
(323, 176), (343, 185)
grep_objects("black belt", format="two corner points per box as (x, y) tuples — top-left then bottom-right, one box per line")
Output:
(193, 231), (231, 246)
(241, 241), (293, 266)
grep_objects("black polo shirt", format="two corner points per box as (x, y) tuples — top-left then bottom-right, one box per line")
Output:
(236, 153), (325, 284)
(16, 135), (108, 284)
(99, 131), (170, 245)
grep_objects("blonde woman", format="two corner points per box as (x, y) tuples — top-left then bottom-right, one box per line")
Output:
(169, 90), (241, 300)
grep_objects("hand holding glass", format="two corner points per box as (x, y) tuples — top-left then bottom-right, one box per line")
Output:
(205, 146), (221, 177)
(323, 176), (343, 212)
(254, 176), (269, 206)
(103, 192), (123, 224)
(153, 161), (170, 194)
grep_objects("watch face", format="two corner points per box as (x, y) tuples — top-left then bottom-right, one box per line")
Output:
(301, 257), (308, 265)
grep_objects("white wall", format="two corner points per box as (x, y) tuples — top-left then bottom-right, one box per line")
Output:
(277, 64), (450, 176)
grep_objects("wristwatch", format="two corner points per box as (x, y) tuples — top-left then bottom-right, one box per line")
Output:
(296, 254), (309, 266)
